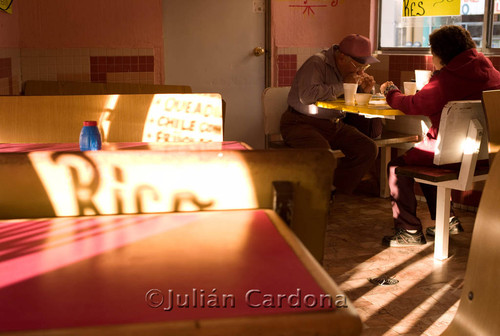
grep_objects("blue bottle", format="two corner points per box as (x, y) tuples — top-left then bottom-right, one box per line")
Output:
(79, 121), (102, 151)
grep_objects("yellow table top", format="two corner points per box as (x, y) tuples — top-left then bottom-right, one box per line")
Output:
(317, 98), (405, 116)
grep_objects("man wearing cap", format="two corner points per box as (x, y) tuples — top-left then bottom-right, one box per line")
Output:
(280, 34), (380, 194)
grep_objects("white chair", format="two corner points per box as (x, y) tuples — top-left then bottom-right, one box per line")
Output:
(396, 101), (489, 260)
(262, 86), (291, 149)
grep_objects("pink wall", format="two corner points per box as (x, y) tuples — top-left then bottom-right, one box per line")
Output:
(271, 0), (377, 86)
(272, 0), (373, 48)
(0, 0), (165, 94)
(17, 0), (163, 48)
(0, 1), (20, 47)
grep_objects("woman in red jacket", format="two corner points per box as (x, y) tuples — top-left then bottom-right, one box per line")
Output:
(380, 25), (500, 246)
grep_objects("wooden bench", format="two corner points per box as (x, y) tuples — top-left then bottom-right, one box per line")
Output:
(21, 80), (230, 134)
(441, 149), (500, 335)
(396, 100), (489, 260)
(0, 93), (223, 143)
(262, 87), (422, 197)
(0, 149), (336, 263)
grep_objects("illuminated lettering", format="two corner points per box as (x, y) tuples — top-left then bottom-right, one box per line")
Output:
(183, 120), (196, 131)
(135, 185), (160, 213)
(156, 132), (170, 142)
(51, 153), (100, 216)
(204, 104), (215, 117)
(199, 123), (222, 133)
(113, 167), (124, 213)
(193, 102), (202, 114)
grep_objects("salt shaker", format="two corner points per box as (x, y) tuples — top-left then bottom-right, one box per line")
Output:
(79, 121), (102, 151)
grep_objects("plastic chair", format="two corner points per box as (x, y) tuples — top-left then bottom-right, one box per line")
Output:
(396, 101), (489, 260)
(261, 86), (291, 148)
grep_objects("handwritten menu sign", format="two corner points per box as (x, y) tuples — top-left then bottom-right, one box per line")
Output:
(142, 94), (223, 143)
(402, 0), (460, 17)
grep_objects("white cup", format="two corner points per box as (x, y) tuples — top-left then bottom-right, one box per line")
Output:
(343, 83), (358, 105)
(415, 70), (431, 90)
(403, 82), (417, 95)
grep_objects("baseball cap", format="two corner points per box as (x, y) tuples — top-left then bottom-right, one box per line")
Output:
(339, 34), (380, 64)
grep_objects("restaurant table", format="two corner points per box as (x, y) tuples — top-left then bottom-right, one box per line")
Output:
(318, 98), (421, 198)
(0, 140), (251, 153)
(317, 98), (404, 118)
(0, 209), (362, 335)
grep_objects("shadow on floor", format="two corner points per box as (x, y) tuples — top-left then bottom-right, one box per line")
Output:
(324, 190), (474, 335)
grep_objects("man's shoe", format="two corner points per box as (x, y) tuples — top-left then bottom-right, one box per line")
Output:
(382, 229), (427, 247)
(426, 216), (464, 236)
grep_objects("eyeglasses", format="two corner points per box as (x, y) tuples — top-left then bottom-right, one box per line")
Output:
(350, 60), (370, 72)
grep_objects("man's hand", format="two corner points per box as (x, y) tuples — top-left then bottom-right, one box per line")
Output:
(358, 73), (375, 93)
(343, 72), (359, 84)
(344, 72), (375, 93)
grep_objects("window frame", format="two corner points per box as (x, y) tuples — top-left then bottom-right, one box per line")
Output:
(376, 0), (500, 56)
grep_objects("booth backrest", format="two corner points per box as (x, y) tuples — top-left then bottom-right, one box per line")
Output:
(23, 80), (192, 95)
(0, 149), (335, 262)
(0, 93), (223, 143)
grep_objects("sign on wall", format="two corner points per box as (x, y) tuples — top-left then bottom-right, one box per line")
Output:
(0, 0), (13, 14)
(402, 0), (461, 17)
(461, 0), (485, 15)
(142, 94), (223, 143)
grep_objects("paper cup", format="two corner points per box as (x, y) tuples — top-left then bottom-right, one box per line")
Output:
(415, 70), (431, 90)
(343, 83), (358, 106)
(403, 82), (417, 95)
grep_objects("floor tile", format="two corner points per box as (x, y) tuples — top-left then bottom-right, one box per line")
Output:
(324, 191), (474, 335)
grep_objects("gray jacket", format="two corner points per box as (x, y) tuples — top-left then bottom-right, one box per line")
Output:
(287, 45), (345, 119)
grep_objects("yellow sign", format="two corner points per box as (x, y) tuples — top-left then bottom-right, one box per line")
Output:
(0, 0), (13, 14)
(402, 0), (460, 17)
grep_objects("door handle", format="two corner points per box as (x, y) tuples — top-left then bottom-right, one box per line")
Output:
(253, 47), (265, 56)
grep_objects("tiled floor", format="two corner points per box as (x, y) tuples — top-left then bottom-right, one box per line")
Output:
(324, 187), (475, 335)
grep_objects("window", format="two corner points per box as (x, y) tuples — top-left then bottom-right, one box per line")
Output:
(379, 0), (500, 50)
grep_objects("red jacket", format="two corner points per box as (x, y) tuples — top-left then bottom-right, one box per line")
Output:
(386, 49), (500, 140)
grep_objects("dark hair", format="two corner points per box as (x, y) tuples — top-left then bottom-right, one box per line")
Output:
(429, 25), (476, 65)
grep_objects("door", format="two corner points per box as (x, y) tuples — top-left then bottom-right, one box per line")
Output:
(163, 0), (267, 149)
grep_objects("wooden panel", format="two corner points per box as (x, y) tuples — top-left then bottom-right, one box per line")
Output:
(442, 153), (500, 335)
(482, 89), (500, 154)
(23, 80), (192, 95)
(0, 93), (222, 143)
(0, 149), (335, 262)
